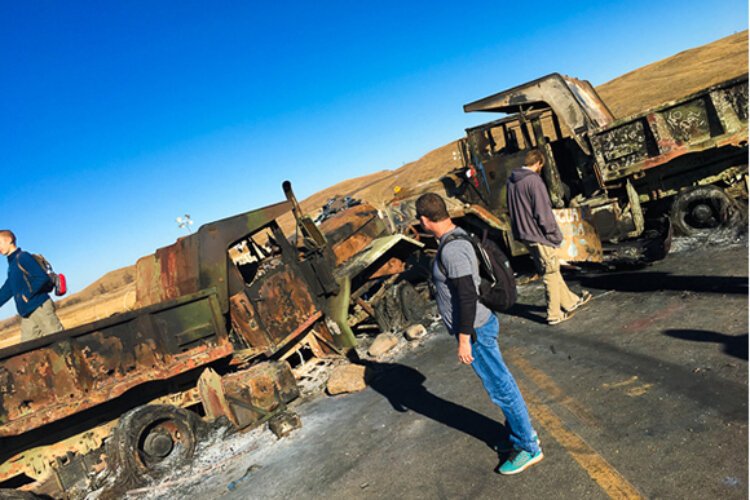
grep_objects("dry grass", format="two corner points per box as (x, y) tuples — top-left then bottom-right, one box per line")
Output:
(597, 31), (748, 118)
(1, 30), (746, 345)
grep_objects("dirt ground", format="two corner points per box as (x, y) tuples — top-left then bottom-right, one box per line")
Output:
(104, 230), (747, 500)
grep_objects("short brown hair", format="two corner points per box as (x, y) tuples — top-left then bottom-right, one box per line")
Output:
(524, 149), (545, 167)
(415, 193), (450, 222)
(0, 230), (16, 245)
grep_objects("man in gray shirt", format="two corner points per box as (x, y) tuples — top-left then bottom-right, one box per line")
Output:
(416, 193), (543, 475)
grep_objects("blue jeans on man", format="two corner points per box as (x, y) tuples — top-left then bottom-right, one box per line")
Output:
(468, 314), (540, 454)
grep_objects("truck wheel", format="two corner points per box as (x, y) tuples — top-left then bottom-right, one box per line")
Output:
(108, 405), (204, 485)
(399, 282), (429, 324)
(670, 186), (742, 236)
(372, 289), (404, 333)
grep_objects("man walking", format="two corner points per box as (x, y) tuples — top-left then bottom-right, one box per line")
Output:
(0, 230), (64, 341)
(416, 193), (543, 475)
(507, 150), (591, 325)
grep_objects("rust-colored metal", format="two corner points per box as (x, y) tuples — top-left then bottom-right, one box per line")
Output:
(319, 204), (388, 265)
(354, 297), (376, 319)
(368, 257), (407, 280)
(455, 72), (747, 257)
(198, 362), (298, 429)
(552, 208), (603, 263)
(0, 387), (202, 486)
(0, 290), (231, 438)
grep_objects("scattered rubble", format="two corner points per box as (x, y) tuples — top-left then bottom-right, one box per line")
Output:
(268, 411), (302, 438)
(404, 324), (427, 341)
(368, 333), (399, 356)
(327, 364), (368, 395)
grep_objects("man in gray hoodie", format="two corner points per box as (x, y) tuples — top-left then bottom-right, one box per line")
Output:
(506, 150), (591, 324)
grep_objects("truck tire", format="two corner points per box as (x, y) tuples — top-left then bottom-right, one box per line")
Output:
(399, 282), (429, 325)
(670, 186), (742, 236)
(107, 404), (205, 486)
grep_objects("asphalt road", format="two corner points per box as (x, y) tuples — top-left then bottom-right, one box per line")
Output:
(153, 238), (748, 500)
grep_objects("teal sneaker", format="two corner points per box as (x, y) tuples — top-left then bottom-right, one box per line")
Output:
(497, 449), (544, 475)
(494, 435), (540, 454)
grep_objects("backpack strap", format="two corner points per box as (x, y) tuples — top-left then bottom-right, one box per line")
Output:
(436, 232), (475, 278)
(15, 252), (35, 293)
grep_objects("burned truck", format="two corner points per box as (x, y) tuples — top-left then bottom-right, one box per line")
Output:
(0, 182), (425, 498)
(391, 73), (748, 265)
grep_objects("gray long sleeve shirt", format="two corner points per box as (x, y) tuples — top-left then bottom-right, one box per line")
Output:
(506, 168), (563, 248)
(432, 227), (492, 337)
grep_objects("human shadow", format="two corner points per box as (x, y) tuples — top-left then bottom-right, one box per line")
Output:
(505, 303), (547, 324)
(358, 360), (506, 449)
(578, 272), (747, 295)
(663, 329), (749, 360)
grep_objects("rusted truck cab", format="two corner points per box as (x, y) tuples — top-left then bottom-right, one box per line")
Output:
(0, 196), (349, 497)
(454, 73), (748, 261)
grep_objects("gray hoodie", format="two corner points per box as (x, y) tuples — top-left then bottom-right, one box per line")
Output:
(506, 168), (563, 248)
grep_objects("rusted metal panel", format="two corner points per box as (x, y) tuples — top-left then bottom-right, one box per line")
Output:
(248, 267), (318, 345)
(319, 204), (388, 266)
(334, 235), (424, 282)
(462, 73), (615, 154)
(198, 362), (298, 429)
(136, 201), (295, 312)
(552, 208), (603, 263)
(0, 290), (231, 438)
(0, 388), (201, 485)
(592, 76), (748, 183)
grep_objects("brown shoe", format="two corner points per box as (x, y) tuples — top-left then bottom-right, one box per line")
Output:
(567, 291), (592, 313)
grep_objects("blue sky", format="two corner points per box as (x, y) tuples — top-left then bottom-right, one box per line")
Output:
(1, 1), (747, 319)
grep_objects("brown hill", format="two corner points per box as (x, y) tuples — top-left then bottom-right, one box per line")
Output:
(597, 31), (748, 118)
(1, 30), (746, 345)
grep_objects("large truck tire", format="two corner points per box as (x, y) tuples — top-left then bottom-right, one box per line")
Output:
(670, 186), (745, 236)
(107, 404), (205, 487)
(399, 282), (430, 325)
(373, 282), (430, 333)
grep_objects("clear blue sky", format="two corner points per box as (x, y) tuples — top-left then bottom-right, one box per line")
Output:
(1, 1), (747, 319)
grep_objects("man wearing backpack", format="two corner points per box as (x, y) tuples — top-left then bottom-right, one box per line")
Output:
(0, 230), (64, 341)
(415, 193), (543, 475)
(507, 150), (592, 325)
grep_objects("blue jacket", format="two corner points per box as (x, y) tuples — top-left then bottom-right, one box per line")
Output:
(0, 249), (52, 318)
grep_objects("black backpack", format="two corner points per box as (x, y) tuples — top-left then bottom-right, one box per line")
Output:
(437, 231), (517, 312)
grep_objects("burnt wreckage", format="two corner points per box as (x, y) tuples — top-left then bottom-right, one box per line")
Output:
(390, 73), (748, 264)
(0, 182), (427, 498)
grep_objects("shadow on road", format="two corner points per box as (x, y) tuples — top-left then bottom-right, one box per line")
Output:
(358, 360), (506, 449)
(577, 273), (747, 295)
(663, 329), (749, 360)
(505, 303), (547, 324)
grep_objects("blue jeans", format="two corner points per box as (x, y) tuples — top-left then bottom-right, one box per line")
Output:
(468, 314), (539, 454)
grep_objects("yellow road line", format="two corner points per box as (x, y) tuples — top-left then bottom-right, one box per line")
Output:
(507, 352), (644, 499)
(507, 351), (601, 429)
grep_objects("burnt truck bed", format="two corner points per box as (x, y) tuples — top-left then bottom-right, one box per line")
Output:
(0, 289), (230, 439)
(589, 75), (748, 188)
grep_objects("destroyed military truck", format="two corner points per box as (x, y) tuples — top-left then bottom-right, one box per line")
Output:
(390, 73), (748, 264)
(307, 193), (430, 337)
(0, 181), (426, 498)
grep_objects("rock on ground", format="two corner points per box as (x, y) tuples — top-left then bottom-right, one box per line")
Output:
(327, 364), (367, 395)
(368, 333), (399, 356)
(404, 324), (427, 341)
